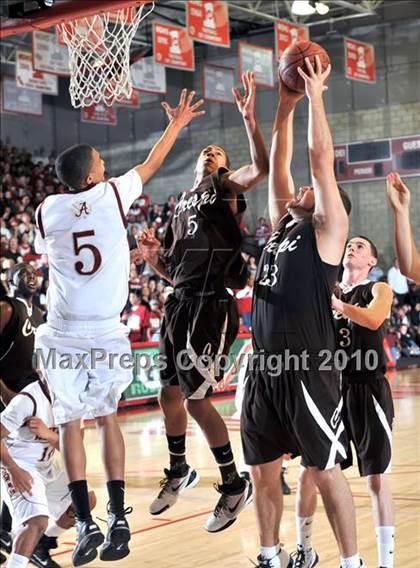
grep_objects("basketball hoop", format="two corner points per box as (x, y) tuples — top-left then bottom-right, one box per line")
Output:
(58, 2), (154, 108)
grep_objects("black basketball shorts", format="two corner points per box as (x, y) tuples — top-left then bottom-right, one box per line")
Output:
(341, 375), (394, 476)
(241, 359), (348, 470)
(159, 290), (239, 399)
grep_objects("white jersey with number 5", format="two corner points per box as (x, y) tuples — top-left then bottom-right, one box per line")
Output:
(34, 170), (142, 324)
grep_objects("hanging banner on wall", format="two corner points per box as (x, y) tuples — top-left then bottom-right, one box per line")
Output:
(1, 77), (43, 116)
(153, 22), (195, 71)
(33, 30), (70, 76)
(116, 90), (140, 107)
(238, 42), (274, 88)
(344, 37), (376, 84)
(16, 51), (58, 95)
(131, 56), (167, 94)
(186, 1), (230, 48)
(203, 64), (234, 103)
(81, 103), (117, 125)
(274, 19), (309, 59)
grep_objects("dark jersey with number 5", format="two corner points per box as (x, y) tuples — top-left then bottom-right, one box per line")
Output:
(252, 214), (339, 355)
(162, 168), (247, 291)
(333, 281), (387, 380)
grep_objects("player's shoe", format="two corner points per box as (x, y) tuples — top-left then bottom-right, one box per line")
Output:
(204, 478), (252, 533)
(255, 548), (292, 567)
(149, 466), (200, 515)
(30, 535), (61, 568)
(0, 529), (12, 553)
(0, 551), (7, 565)
(291, 546), (319, 568)
(339, 561), (365, 568)
(99, 506), (132, 562)
(72, 519), (104, 567)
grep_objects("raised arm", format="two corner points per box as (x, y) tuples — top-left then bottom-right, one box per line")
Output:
(387, 172), (420, 283)
(298, 56), (349, 264)
(224, 71), (269, 193)
(136, 229), (173, 284)
(268, 81), (304, 228)
(135, 89), (205, 185)
(332, 282), (393, 330)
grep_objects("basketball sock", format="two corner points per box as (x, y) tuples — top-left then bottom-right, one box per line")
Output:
(340, 553), (361, 568)
(45, 522), (66, 538)
(0, 502), (12, 532)
(296, 515), (314, 550)
(210, 443), (244, 492)
(376, 526), (395, 568)
(166, 434), (187, 473)
(68, 480), (92, 522)
(107, 480), (125, 516)
(6, 552), (29, 567)
(259, 543), (281, 567)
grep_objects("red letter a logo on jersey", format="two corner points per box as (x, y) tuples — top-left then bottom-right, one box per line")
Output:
(73, 201), (91, 218)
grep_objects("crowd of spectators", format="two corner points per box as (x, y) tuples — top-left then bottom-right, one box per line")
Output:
(1, 142), (419, 362)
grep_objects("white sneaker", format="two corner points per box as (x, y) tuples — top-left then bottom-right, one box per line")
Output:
(292, 547), (319, 568)
(204, 479), (252, 533)
(149, 466), (199, 515)
(256, 548), (292, 568)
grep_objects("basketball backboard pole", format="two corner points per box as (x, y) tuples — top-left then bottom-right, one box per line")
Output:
(0, 0), (150, 38)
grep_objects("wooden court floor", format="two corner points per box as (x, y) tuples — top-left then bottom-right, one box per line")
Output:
(46, 369), (420, 567)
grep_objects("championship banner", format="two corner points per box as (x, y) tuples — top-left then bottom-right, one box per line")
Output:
(131, 56), (167, 94)
(16, 51), (58, 95)
(187, 1), (230, 48)
(33, 30), (70, 76)
(275, 19), (309, 59)
(153, 22), (195, 71)
(81, 103), (117, 125)
(116, 89), (140, 107)
(238, 42), (274, 88)
(203, 64), (234, 103)
(1, 77), (43, 116)
(344, 37), (376, 84)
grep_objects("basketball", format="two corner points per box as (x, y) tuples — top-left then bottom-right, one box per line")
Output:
(278, 40), (330, 92)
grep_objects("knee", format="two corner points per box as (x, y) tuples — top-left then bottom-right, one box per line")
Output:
(185, 398), (207, 420)
(250, 463), (279, 489)
(366, 474), (383, 495)
(95, 413), (117, 428)
(298, 468), (316, 494)
(312, 465), (339, 490)
(26, 515), (48, 537)
(159, 386), (182, 410)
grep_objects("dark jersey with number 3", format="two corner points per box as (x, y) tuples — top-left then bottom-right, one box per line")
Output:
(252, 214), (339, 355)
(162, 167), (247, 291)
(333, 281), (387, 380)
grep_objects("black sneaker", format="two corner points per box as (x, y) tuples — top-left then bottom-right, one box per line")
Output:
(99, 506), (132, 562)
(1, 551), (7, 564)
(0, 530), (12, 554)
(72, 519), (104, 567)
(30, 535), (61, 568)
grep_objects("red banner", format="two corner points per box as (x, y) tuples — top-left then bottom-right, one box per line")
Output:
(274, 19), (309, 59)
(116, 90), (140, 107)
(81, 103), (117, 125)
(153, 22), (195, 71)
(344, 37), (376, 84)
(187, 1), (230, 47)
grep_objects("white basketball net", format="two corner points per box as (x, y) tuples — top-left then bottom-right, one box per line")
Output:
(58, 2), (154, 108)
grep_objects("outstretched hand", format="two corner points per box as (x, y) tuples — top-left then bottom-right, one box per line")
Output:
(297, 55), (330, 100)
(279, 77), (305, 107)
(386, 171), (410, 213)
(161, 89), (205, 129)
(136, 228), (161, 262)
(232, 70), (256, 121)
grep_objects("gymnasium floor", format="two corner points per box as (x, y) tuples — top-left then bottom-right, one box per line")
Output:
(50, 368), (419, 568)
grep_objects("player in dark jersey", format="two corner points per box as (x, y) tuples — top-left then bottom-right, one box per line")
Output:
(241, 60), (364, 568)
(138, 71), (268, 532)
(293, 236), (395, 568)
(0, 263), (64, 568)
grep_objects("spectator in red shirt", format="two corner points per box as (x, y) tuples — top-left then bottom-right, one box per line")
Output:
(126, 292), (151, 343)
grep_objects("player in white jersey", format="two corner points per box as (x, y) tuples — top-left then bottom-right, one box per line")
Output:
(0, 380), (95, 568)
(33, 89), (205, 566)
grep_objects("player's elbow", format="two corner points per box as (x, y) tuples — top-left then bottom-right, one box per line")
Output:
(309, 150), (334, 171)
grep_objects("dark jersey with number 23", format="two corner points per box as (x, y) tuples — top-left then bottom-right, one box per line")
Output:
(252, 214), (339, 355)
